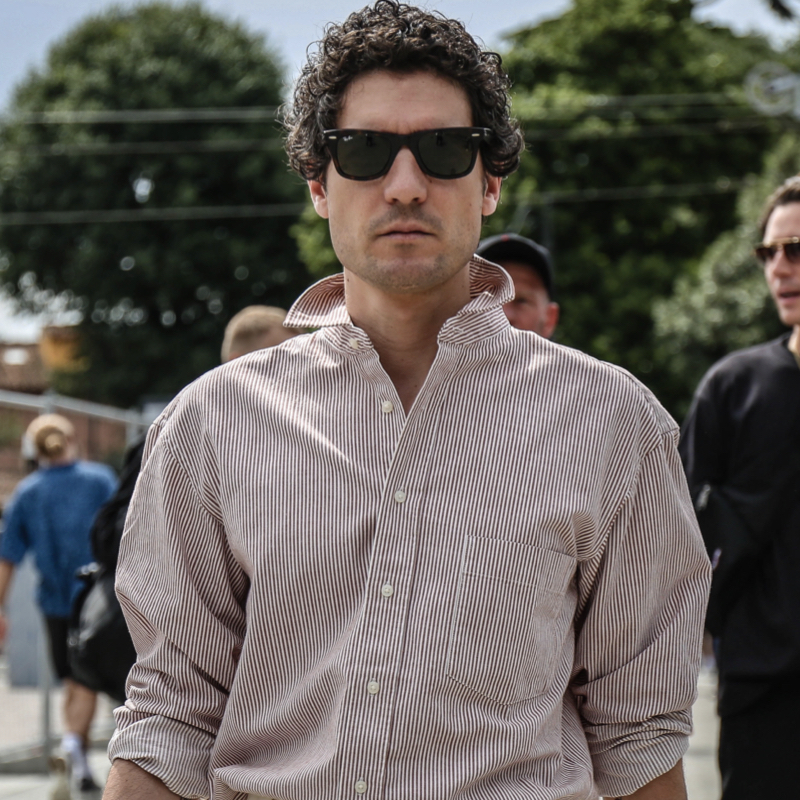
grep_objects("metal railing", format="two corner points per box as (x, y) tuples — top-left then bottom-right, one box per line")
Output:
(0, 388), (148, 445)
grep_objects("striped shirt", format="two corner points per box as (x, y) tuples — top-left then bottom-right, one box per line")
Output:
(110, 260), (711, 800)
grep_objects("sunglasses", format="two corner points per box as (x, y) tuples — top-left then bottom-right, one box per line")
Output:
(754, 236), (800, 266)
(322, 127), (492, 181)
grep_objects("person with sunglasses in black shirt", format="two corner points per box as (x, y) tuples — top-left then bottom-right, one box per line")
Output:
(680, 174), (800, 799)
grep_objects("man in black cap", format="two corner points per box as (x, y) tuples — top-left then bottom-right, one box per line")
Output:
(477, 233), (559, 338)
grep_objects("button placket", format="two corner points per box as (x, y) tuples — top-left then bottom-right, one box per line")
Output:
(337, 373), (439, 800)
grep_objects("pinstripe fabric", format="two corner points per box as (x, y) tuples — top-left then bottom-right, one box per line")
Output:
(109, 260), (710, 800)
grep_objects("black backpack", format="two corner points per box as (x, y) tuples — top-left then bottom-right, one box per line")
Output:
(68, 438), (145, 702)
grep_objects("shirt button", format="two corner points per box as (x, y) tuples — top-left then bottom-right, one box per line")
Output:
(355, 779), (368, 794)
(381, 400), (394, 414)
(381, 583), (394, 598)
(394, 489), (406, 503)
(367, 680), (380, 695)
(348, 338), (360, 350)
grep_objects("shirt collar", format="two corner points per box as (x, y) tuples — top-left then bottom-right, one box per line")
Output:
(285, 257), (514, 342)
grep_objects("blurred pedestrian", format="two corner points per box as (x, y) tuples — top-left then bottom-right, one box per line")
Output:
(476, 232), (559, 337)
(0, 414), (115, 792)
(680, 174), (800, 799)
(220, 305), (303, 363)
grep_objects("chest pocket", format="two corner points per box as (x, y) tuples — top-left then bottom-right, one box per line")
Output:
(446, 535), (576, 705)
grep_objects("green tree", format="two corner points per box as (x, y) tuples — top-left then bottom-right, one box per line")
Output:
(0, 2), (309, 407)
(654, 132), (800, 417)
(490, 0), (798, 415)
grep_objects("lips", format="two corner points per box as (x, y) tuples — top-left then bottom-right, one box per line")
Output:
(378, 225), (432, 237)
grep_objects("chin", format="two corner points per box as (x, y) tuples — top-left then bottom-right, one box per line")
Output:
(777, 310), (800, 328)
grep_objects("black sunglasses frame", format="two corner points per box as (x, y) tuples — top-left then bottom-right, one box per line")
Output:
(754, 236), (800, 266)
(322, 127), (493, 181)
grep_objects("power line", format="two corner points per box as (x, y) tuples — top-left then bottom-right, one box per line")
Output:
(0, 117), (780, 160)
(509, 179), (743, 205)
(2, 107), (280, 125)
(521, 106), (757, 122)
(0, 180), (747, 225)
(524, 117), (780, 142)
(0, 93), (756, 135)
(0, 203), (306, 226)
(2, 139), (285, 157)
(568, 92), (741, 107)
(0, 94), (747, 126)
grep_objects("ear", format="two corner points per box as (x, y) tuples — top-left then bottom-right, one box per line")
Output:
(308, 179), (329, 219)
(542, 302), (560, 340)
(481, 175), (503, 217)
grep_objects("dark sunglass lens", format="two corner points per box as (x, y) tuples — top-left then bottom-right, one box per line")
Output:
(418, 130), (475, 177)
(336, 132), (392, 178)
(784, 241), (800, 263)
(755, 246), (773, 264)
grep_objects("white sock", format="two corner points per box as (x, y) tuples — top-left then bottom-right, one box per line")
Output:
(61, 732), (92, 781)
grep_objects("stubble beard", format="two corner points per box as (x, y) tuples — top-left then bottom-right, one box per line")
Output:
(335, 206), (474, 295)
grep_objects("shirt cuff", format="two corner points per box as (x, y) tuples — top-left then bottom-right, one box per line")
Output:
(590, 725), (690, 797)
(109, 705), (214, 799)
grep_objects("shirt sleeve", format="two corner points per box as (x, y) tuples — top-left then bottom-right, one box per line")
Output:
(0, 490), (30, 565)
(108, 420), (248, 800)
(571, 429), (711, 797)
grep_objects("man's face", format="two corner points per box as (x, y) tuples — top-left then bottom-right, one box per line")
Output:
(308, 70), (501, 296)
(501, 262), (560, 338)
(763, 201), (800, 330)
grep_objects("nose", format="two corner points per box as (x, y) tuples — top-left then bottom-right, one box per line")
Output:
(770, 248), (795, 275)
(382, 146), (428, 206)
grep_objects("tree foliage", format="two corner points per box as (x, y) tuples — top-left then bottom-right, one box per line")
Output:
(489, 0), (797, 416)
(654, 132), (800, 417)
(0, 2), (309, 407)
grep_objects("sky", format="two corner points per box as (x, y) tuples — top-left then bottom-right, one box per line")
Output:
(0, 0), (797, 110)
(0, 0), (797, 340)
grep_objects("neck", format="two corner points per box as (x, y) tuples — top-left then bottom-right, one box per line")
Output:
(42, 456), (73, 467)
(789, 326), (800, 355)
(344, 267), (471, 412)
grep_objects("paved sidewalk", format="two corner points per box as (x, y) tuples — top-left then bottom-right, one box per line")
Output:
(0, 751), (111, 799)
(0, 667), (722, 799)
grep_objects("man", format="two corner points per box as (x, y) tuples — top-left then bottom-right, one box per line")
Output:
(679, 174), (800, 799)
(104, 3), (709, 799)
(220, 305), (303, 363)
(0, 414), (116, 792)
(477, 232), (559, 337)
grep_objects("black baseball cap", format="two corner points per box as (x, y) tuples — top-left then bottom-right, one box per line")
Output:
(476, 233), (555, 300)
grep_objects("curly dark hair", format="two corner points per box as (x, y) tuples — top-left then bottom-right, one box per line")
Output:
(284, 0), (524, 181)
